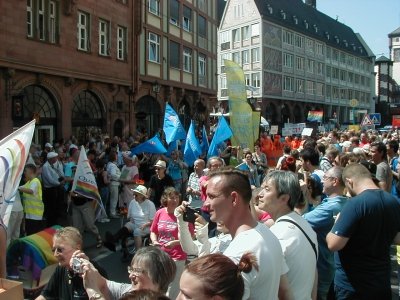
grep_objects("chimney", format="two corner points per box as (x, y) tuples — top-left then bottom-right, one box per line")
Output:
(305, 0), (316, 8)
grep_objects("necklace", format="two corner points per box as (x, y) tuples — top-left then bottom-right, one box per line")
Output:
(66, 269), (74, 285)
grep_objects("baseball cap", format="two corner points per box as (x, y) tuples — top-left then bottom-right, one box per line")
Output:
(154, 160), (167, 169)
(131, 185), (148, 198)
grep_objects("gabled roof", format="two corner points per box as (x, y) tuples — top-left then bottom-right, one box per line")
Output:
(254, 0), (371, 58)
(217, 0), (227, 25)
(375, 55), (391, 63)
(389, 26), (400, 38)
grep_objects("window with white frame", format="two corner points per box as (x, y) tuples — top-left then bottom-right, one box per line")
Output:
(295, 79), (304, 93)
(220, 76), (227, 89)
(220, 31), (231, 50)
(306, 59), (314, 73)
(294, 34), (303, 48)
(232, 29), (240, 43)
(283, 53), (293, 68)
(326, 85), (331, 98)
(148, 32), (160, 63)
(38, 0), (45, 40)
(340, 88), (346, 99)
(242, 26), (250, 40)
(306, 38), (314, 52)
(340, 70), (346, 81)
(348, 72), (353, 83)
(78, 11), (90, 51)
(283, 31), (293, 45)
(252, 72), (261, 87)
(316, 82), (324, 96)
(233, 4), (244, 18)
(198, 54), (206, 77)
(49, 1), (56, 43)
(326, 66), (331, 78)
(183, 5), (191, 31)
(27, 0), (33, 37)
(245, 74), (251, 86)
(170, 0), (179, 26)
(333, 86), (339, 99)
(332, 49), (339, 61)
(332, 68), (339, 80)
(283, 76), (294, 91)
(251, 23), (260, 37)
(251, 48), (260, 62)
(316, 43), (324, 55)
(232, 52), (240, 64)
(183, 47), (192, 72)
(99, 19), (110, 56)
(149, 0), (160, 15)
(306, 80), (315, 94)
(296, 56), (304, 71)
(117, 26), (127, 60)
(220, 53), (231, 67)
(326, 47), (331, 59)
(242, 49), (250, 64)
(317, 62), (324, 76)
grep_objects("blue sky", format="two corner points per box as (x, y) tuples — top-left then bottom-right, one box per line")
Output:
(317, 0), (400, 57)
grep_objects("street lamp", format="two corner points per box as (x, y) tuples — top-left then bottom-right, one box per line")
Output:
(152, 80), (161, 101)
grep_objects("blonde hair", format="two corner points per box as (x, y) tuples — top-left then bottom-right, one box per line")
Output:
(53, 226), (82, 249)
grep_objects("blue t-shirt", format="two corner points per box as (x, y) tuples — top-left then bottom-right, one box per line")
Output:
(303, 196), (347, 293)
(64, 161), (77, 191)
(331, 189), (400, 296)
(390, 157), (399, 198)
(167, 160), (182, 181)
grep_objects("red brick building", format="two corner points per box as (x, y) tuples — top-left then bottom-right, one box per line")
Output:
(0, 0), (139, 145)
(0, 0), (218, 146)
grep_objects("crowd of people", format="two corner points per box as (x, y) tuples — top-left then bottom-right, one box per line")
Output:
(2, 127), (400, 300)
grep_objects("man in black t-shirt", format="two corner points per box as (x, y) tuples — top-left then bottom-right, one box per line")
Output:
(38, 227), (107, 300)
(147, 160), (174, 208)
(327, 164), (400, 300)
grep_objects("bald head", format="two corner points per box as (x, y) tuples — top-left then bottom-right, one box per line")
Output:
(342, 163), (372, 182)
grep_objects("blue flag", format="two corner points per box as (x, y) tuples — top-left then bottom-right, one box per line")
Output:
(163, 103), (187, 144)
(207, 116), (233, 158)
(184, 121), (202, 166)
(166, 140), (178, 157)
(201, 125), (209, 154)
(131, 135), (167, 155)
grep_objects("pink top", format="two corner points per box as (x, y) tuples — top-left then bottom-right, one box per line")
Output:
(199, 175), (209, 212)
(150, 208), (195, 261)
(259, 211), (272, 223)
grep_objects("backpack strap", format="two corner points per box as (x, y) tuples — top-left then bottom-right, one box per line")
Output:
(277, 218), (318, 260)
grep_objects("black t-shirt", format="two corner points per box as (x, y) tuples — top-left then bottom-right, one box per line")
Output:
(149, 174), (174, 208)
(332, 189), (400, 296)
(41, 263), (107, 300)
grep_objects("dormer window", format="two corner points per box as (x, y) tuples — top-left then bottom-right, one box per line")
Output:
(325, 32), (330, 40)
(313, 24), (318, 33)
(304, 20), (308, 29)
(351, 43), (356, 51)
(293, 15), (298, 25)
(267, 5), (273, 14)
(280, 10), (286, 19)
(343, 40), (348, 47)
(334, 35), (339, 44)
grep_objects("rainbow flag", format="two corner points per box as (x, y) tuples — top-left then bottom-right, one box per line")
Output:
(71, 146), (106, 220)
(307, 110), (323, 122)
(0, 120), (35, 226)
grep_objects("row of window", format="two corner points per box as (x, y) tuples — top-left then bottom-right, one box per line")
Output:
(220, 72), (261, 89)
(221, 48), (261, 65)
(326, 67), (371, 87)
(148, 32), (207, 77)
(327, 47), (370, 72)
(326, 86), (370, 102)
(283, 77), (324, 96)
(26, 1), (128, 60)
(283, 31), (324, 55)
(283, 54), (324, 75)
(77, 11), (127, 60)
(148, 0), (207, 37)
(220, 24), (261, 49)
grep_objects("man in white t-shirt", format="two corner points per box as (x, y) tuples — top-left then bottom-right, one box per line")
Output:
(204, 168), (289, 300)
(258, 170), (318, 300)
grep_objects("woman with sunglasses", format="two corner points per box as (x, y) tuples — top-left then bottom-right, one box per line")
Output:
(70, 246), (176, 300)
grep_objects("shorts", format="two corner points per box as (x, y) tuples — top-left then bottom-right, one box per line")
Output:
(125, 222), (150, 237)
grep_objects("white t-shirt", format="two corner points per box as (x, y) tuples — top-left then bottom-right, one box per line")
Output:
(224, 223), (286, 300)
(271, 211), (318, 300)
(127, 198), (156, 226)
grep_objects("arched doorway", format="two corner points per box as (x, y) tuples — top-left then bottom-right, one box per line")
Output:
(72, 90), (104, 143)
(281, 104), (290, 124)
(293, 104), (302, 123)
(265, 103), (277, 124)
(114, 119), (124, 138)
(178, 100), (191, 131)
(134, 96), (161, 136)
(14, 85), (58, 147)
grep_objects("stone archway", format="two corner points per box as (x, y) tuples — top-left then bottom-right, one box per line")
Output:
(134, 96), (161, 136)
(72, 90), (105, 143)
(265, 102), (278, 124)
(113, 119), (124, 138)
(293, 104), (303, 123)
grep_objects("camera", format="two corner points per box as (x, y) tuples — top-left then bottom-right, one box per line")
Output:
(72, 257), (83, 274)
(183, 207), (201, 223)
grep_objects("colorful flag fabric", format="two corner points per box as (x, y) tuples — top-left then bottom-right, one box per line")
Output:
(163, 103), (187, 144)
(201, 125), (209, 155)
(207, 116), (233, 158)
(131, 135), (167, 155)
(184, 121), (202, 166)
(71, 146), (101, 201)
(307, 111), (324, 122)
(225, 60), (255, 150)
(0, 119), (35, 226)
(166, 140), (178, 157)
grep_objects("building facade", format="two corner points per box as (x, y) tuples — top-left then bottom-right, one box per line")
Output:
(134, 0), (218, 135)
(0, 0), (218, 145)
(389, 27), (400, 86)
(217, 0), (375, 127)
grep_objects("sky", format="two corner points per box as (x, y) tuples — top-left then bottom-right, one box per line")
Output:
(317, 0), (400, 57)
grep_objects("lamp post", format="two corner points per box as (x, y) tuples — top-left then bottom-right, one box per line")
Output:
(152, 80), (161, 101)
